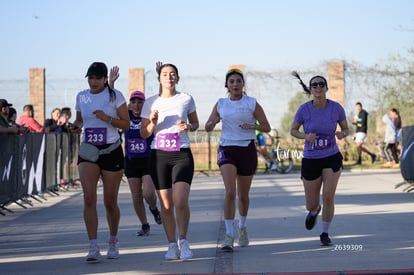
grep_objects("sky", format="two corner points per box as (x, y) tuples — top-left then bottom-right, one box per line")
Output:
(1, 0), (413, 80)
(1, 0), (413, 129)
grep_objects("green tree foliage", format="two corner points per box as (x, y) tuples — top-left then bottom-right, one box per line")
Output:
(378, 48), (414, 127)
(347, 47), (414, 127)
(279, 91), (309, 135)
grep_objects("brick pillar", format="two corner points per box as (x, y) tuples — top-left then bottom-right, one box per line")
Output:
(29, 68), (46, 125)
(129, 68), (145, 98)
(327, 62), (345, 106)
(328, 62), (347, 159)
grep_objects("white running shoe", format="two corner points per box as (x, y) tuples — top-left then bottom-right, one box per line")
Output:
(86, 244), (101, 263)
(107, 240), (119, 259)
(238, 227), (249, 247)
(179, 239), (193, 260)
(164, 242), (179, 260)
(221, 234), (234, 251)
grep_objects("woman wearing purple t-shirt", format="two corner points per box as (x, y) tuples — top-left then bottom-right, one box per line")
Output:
(290, 72), (349, 246)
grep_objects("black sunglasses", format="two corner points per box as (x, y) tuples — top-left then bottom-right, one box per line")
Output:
(310, 82), (326, 88)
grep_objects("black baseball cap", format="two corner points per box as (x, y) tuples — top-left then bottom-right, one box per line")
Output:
(85, 62), (108, 78)
(0, 99), (12, 108)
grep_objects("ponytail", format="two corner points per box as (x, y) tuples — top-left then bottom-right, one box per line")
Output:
(105, 80), (116, 102)
(292, 71), (311, 95)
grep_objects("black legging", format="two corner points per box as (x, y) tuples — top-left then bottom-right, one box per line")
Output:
(384, 143), (399, 164)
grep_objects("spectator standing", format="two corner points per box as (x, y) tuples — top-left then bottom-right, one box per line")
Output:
(382, 108), (400, 168)
(44, 107), (65, 132)
(60, 107), (74, 132)
(352, 102), (376, 165)
(205, 68), (271, 251)
(393, 108), (402, 154)
(17, 104), (48, 133)
(7, 107), (19, 127)
(0, 99), (27, 134)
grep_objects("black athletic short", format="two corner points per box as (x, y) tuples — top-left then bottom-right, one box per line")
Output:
(149, 148), (194, 190)
(124, 157), (150, 178)
(77, 143), (124, 172)
(301, 152), (343, 181)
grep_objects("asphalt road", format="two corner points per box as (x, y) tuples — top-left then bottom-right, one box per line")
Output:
(0, 169), (413, 275)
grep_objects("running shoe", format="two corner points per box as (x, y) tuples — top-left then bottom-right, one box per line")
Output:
(371, 154), (377, 164)
(85, 244), (101, 263)
(221, 234), (234, 251)
(382, 162), (392, 168)
(238, 227), (249, 247)
(320, 232), (332, 246)
(136, 223), (150, 236)
(179, 239), (193, 260)
(165, 242), (179, 260)
(305, 205), (321, 230)
(107, 240), (119, 259)
(150, 206), (162, 224)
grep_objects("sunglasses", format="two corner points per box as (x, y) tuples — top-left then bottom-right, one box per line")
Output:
(310, 82), (326, 88)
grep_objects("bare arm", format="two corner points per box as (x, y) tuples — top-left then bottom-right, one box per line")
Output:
(0, 125), (27, 134)
(335, 119), (349, 140)
(140, 110), (158, 138)
(290, 120), (316, 142)
(205, 102), (220, 132)
(253, 102), (271, 133)
(177, 111), (199, 132)
(93, 103), (130, 131)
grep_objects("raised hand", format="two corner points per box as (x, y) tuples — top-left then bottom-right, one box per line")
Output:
(109, 66), (120, 89)
(155, 61), (162, 74)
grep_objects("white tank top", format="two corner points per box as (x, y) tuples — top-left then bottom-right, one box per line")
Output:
(217, 95), (256, 146)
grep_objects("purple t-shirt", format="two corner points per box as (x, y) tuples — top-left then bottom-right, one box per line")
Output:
(294, 100), (346, 159)
(123, 110), (153, 158)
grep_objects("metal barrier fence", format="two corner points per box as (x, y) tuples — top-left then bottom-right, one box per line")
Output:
(0, 133), (80, 212)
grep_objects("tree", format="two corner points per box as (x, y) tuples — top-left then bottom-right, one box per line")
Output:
(279, 91), (309, 135)
(379, 48), (414, 127)
(347, 47), (414, 127)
